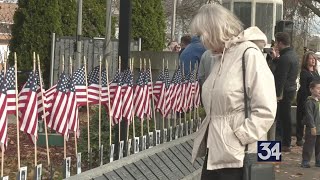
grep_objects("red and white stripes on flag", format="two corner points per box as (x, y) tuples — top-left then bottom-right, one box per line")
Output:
(170, 67), (182, 112)
(121, 70), (133, 122)
(67, 77), (79, 134)
(153, 70), (166, 115)
(47, 73), (70, 137)
(0, 72), (8, 150)
(73, 66), (87, 106)
(134, 71), (146, 120)
(194, 80), (201, 108)
(109, 71), (122, 125)
(144, 69), (152, 118)
(18, 72), (39, 144)
(5, 67), (16, 115)
(87, 66), (102, 105)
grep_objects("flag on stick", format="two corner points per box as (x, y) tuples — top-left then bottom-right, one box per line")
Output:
(5, 67), (16, 115)
(109, 71), (122, 125)
(47, 73), (70, 137)
(134, 70), (146, 120)
(73, 66), (87, 106)
(0, 71), (8, 150)
(18, 72), (39, 143)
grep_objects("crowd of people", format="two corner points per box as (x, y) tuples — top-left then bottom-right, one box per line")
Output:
(165, 3), (320, 180)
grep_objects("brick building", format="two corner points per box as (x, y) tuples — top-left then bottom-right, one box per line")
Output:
(0, 1), (17, 63)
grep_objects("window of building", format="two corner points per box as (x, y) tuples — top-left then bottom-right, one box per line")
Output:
(234, 2), (251, 29)
(276, 4), (283, 21)
(255, 3), (273, 43)
(222, 2), (231, 11)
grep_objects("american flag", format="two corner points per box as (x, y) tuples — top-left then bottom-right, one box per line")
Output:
(100, 69), (109, 109)
(134, 70), (146, 120)
(87, 66), (102, 105)
(67, 77), (79, 135)
(121, 70), (133, 122)
(194, 78), (201, 108)
(0, 71), (8, 150)
(109, 71), (122, 125)
(35, 70), (47, 117)
(18, 72), (39, 144)
(163, 68), (171, 117)
(144, 69), (152, 118)
(153, 70), (166, 115)
(5, 67), (16, 115)
(44, 84), (57, 115)
(170, 67), (182, 112)
(186, 70), (196, 109)
(182, 72), (193, 112)
(73, 66), (87, 106)
(47, 73), (70, 137)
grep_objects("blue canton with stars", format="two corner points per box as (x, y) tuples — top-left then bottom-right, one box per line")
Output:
(73, 66), (86, 86)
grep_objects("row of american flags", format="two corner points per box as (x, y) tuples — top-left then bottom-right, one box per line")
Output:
(0, 64), (201, 151)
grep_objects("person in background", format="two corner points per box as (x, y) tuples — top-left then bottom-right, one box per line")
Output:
(273, 32), (299, 152)
(190, 4), (276, 180)
(198, 50), (222, 86)
(164, 41), (180, 52)
(301, 80), (320, 168)
(179, 36), (206, 75)
(296, 52), (320, 146)
(179, 35), (192, 56)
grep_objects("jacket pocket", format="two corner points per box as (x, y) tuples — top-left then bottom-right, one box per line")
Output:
(222, 120), (244, 152)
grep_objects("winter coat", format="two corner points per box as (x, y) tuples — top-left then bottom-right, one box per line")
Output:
(303, 96), (320, 135)
(192, 27), (277, 170)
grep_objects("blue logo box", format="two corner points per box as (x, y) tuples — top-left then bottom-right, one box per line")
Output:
(257, 141), (282, 162)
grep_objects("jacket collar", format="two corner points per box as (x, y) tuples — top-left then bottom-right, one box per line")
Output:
(279, 47), (292, 56)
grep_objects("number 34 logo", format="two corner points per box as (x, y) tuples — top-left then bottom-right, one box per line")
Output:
(257, 141), (282, 162)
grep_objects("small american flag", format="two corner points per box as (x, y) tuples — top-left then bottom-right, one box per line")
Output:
(67, 77), (79, 135)
(100, 69), (109, 109)
(153, 70), (166, 115)
(73, 66), (87, 106)
(47, 73), (70, 137)
(18, 72), (39, 144)
(186, 70), (196, 110)
(194, 78), (201, 108)
(170, 67), (182, 112)
(0, 71), (8, 150)
(5, 67), (16, 115)
(134, 70), (146, 120)
(163, 68), (171, 117)
(144, 69), (152, 118)
(109, 71), (122, 125)
(121, 70), (133, 122)
(87, 66), (101, 105)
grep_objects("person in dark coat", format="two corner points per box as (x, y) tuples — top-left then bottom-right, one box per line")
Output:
(296, 52), (320, 146)
(301, 80), (320, 168)
(273, 32), (299, 152)
(179, 35), (192, 56)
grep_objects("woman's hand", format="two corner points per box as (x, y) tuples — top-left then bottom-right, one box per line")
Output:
(311, 127), (317, 136)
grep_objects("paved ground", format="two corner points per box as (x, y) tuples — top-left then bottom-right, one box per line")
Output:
(276, 138), (320, 180)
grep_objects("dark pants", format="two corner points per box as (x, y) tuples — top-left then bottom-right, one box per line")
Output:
(296, 103), (304, 142)
(276, 91), (295, 147)
(302, 132), (320, 162)
(201, 153), (243, 180)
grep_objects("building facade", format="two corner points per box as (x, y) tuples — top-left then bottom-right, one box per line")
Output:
(221, 0), (283, 43)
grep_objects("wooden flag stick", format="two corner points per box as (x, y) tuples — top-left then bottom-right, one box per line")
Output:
(148, 59), (157, 132)
(98, 56), (102, 150)
(162, 59), (165, 130)
(139, 59), (143, 137)
(37, 54), (51, 166)
(69, 57), (78, 156)
(83, 56), (91, 157)
(14, 53), (21, 169)
(131, 59), (136, 138)
(1, 138), (3, 176)
(105, 60), (112, 146)
(118, 56), (121, 143)
(33, 52), (38, 167)
(61, 55), (67, 160)
(1, 57), (7, 177)
(144, 59), (150, 134)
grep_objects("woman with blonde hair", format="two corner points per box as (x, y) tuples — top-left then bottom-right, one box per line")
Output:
(191, 4), (277, 179)
(296, 51), (320, 146)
